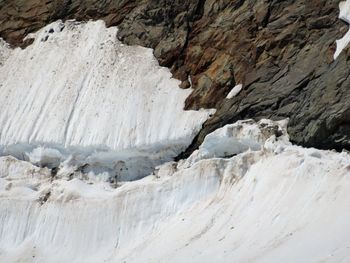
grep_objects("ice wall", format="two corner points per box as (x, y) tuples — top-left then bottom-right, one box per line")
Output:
(0, 20), (212, 180)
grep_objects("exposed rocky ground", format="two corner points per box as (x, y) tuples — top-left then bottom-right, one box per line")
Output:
(0, 0), (349, 154)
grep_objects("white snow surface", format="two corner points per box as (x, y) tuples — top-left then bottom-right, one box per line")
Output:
(334, 0), (350, 59)
(0, 119), (350, 263)
(226, 84), (242, 99)
(0, 20), (213, 180)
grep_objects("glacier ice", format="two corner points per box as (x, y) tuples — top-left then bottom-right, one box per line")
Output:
(180, 119), (289, 168)
(0, 119), (349, 262)
(0, 20), (213, 180)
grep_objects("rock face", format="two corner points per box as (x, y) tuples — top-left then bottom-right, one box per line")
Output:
(0, 0), (350, 153)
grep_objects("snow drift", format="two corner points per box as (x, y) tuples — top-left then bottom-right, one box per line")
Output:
(0, 119), (349, 263)
(0, 20), (212, 180)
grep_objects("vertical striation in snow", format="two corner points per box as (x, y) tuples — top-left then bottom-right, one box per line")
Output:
(0, 155), (222, 263)
(334, 0), (350, 59)
(0, 20), (213, 179)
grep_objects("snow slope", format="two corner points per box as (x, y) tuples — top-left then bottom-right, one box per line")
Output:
(0, 119), (349, 263)
(0, 20), (212, 180)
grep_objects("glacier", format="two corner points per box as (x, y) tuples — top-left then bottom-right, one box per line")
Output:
(0, 9), (350, 262)
(0, 119), (349, 262)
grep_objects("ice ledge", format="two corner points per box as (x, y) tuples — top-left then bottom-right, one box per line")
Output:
(0, 141), (191, 182)
(178, 119), (289, 169)
(0, 119), (293, 203)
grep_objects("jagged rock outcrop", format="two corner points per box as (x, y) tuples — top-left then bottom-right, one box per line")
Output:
(0, 0), (349, 153)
